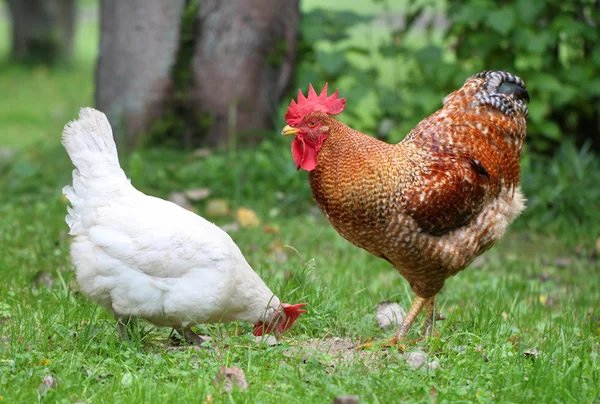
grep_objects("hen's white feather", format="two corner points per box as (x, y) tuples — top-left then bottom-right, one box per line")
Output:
(62, 108), (280, 330)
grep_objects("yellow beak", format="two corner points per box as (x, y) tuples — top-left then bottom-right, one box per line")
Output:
(281, 125), (300, 136)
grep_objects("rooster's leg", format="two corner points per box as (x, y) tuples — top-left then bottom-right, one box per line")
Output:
(422, 296), (436, 337)
(395, 296), (432, 339)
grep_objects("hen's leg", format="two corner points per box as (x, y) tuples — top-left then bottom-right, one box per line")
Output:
(395, 295), (432, 339)
(174, 328), (206, 346)
(115, 315), (136, 341)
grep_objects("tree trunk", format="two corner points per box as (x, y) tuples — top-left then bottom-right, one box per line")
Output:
(95, 0), (186, 149)
(192, 0), (300, 147)
(6, 0), (75, 63)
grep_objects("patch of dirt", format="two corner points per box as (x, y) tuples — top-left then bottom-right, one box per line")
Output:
(283, 337), (399, 365)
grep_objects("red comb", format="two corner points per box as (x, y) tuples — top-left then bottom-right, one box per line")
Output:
(285, 83), (346, 126)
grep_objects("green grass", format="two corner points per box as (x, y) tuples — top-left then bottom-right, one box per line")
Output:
(0, 141), (599, 402)
(1, 1), (599, 402)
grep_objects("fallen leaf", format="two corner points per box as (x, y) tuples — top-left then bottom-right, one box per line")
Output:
(508, 335), (520, 349)
(236, 208), (261, 227)
(262, 224), (280, 234)
(38, 375), (56, 395)
(202, 395), (214, 404)
(429, 385), (438, 402)
(214, 366), (248, 393)
(333, 396), (359, 404)
(185, 188), (211, 201)
(205, 199), (229, 217)
(219, 223), (239, 233)
(375, 301), (406, 330)
(168, 192), (196, 212)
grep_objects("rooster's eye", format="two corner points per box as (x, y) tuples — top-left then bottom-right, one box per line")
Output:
(307, 120), (317, 128)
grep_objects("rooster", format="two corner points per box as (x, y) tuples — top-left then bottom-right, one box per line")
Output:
(282, 71), (528, 338)
(62, 108), (306, 344)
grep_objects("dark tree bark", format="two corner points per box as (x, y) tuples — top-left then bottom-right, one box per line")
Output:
(95, 0), (186, 149)
(6, 0), (75, 63)
(192, 0), (300, 147)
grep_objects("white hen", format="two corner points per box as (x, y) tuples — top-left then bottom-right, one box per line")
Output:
(62, 108), (306, 343)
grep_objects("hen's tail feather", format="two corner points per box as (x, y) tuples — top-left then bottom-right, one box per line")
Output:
(62, 108), (127, 235)
(61, 108), (121, 172)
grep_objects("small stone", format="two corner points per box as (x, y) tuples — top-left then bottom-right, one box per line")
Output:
(0, 147), (16, 162)
(31, 271), (53, 289)
(405, 351), (427, 369)
(38, 375), (56, 395)
(375, 301), (406, 330)
(185, 188), (211, 201)
(214, 366), (248, 393)
(553, 257), (571, 268)
(523, 348), (539, 362)
(333, 396), (359, 404)
(255, 334), (279, 346)
(205, 199), (229, 217)
(167, 192), (195, 212)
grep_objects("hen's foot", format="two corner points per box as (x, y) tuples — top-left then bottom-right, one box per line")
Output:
(172, 328), (207, 346)
(115, 316), (137, 341)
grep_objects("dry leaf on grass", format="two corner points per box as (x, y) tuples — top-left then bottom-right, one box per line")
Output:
(236, 208), (261, 227)
(206, 199), (229, 217)
(219, 223), (240, 233)
(214, 366), (248, 393)
(262, 224), (280, 234)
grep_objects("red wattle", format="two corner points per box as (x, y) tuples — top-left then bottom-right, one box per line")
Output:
(291, 136), (319, 172)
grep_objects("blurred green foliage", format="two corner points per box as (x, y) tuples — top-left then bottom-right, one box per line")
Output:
(296, 0), (600, 153)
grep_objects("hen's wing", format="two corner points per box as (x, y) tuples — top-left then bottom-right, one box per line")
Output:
(80, 190), (242, 281)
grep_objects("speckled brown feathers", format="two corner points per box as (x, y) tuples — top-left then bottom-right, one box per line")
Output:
(304, 71), (528, 299)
